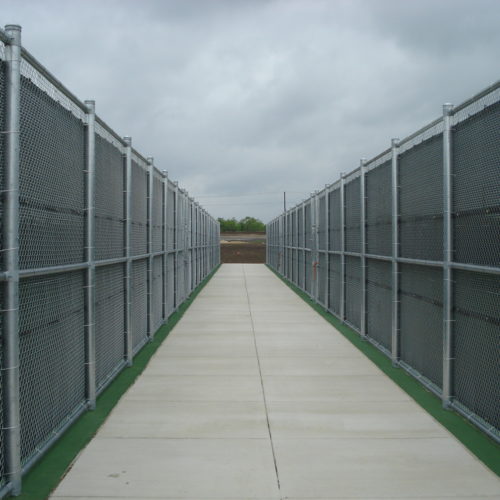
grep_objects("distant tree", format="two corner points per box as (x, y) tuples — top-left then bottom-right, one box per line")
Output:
(218, 216), (265, 232)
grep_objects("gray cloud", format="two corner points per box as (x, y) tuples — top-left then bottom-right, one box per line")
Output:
(2, 0), (499, 221)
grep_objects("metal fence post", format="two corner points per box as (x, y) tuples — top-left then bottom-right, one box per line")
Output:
(146, 157), (154, 340)
(360, 158), (367, 339)
(84, 99), (96, 410)
(325, 184), (330, 308)
(442, 103), (454, 407)
(123, 136), (133, 365)
(173, 181), (179, 309)
(162, 170), (168, 322)
(339, 173), (345, 321)
(3, 23), (22, 496)
(391, 138), (400, 365)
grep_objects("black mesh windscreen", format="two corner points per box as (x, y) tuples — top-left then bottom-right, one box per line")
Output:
(366, 161), (392, 256)
(131, 259), (147, 350)
(167, 187), (175, 251)
(345, 256), (361, 329)
(399, 264), (443, 388)
(19, 272), (85, 463)
(305, 250), (312, 294)
(399, 135), (443, 261)
(19, 76), (85, 269)
(318, 253), (327, 305)
(318, 195), (327, 250)
(366, 259), (392, 350)
(345, 178), (361, 253)
(298, 207), (304, 248)
(152, 256), (163, 331)
(166, 253), (175, 316)
(328, 254), (341, 315)
(152, 175), (164, 252)
(453, 101), (500, 267)
(328, 189), (341, 251)
(453, 270), (499, 430)
(131, 162), (147, 255)
(95, 135), (125, 261)
(95, 264), (125, 390)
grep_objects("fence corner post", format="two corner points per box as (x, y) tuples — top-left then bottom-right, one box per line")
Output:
(360, 158), (367, 339)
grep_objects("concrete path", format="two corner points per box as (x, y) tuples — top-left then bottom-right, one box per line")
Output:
(51, 264), (499, 499)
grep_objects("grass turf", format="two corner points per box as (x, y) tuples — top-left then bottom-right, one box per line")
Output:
(267, 264), (500, 477)
(16, 264), (221, 500)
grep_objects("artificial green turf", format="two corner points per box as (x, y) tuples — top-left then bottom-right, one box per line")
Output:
(267, 265), (500, 477)
(16, 264), (221, 500)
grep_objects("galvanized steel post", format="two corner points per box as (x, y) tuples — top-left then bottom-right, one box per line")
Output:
(3, 23), (22, 496)
(84, 99), (96, 410)
(360, 158), (367, 339)
(339, 173), (346, 321)
(173, 181), (179, 309)
(442, 103), (454, 407)
(123, 136), (133, 365)
(162, 170), (168, 322)
(147, 157), (154, 340)
(325, 184), (330, 307)
(391, 138), (400, 365)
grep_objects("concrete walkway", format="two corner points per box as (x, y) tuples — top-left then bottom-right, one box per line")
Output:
(51, 264), (499, 499)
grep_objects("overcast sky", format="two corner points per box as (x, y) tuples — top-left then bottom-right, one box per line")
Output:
(2, 0), (499, 222)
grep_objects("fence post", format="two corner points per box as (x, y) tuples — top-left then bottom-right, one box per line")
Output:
(339, 173), (345, 322)
(173, 182), (179, 309)
(84, 99), (96, 410)
(147, 157), (154, 340)
(162, 170), (168, 321)
(391, 138), (400, 366)
(442, 103), (454, 408)
(123, 136), (133, 365)
(360, 158), (367, 339)
(325, 184), (330, 309)
(3, 23), (22, 496)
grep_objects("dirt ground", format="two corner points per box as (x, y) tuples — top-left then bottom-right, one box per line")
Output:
(220, 232), (266, 263)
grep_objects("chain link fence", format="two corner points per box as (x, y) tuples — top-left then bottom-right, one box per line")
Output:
(0, 25), (220, 497)
(267, 80), (500, 445)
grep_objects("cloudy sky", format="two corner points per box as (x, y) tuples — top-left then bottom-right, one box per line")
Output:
(2, 0), (499, 222)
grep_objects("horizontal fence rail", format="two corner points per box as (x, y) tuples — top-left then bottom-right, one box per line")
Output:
(267, 80), (500, 445)
(0, 25), (220, 497)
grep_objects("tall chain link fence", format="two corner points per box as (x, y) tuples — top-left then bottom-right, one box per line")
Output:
(267, 80), (500, 445)
(0, 25), (220, 497)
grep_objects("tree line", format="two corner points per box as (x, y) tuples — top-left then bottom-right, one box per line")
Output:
(218, 216), (266, 232)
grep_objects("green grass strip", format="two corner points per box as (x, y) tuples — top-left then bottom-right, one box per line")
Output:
(267, 265), (500, 476)
(17, 264), (221, 500)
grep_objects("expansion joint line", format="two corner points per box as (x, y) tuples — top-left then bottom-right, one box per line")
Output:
(242, 264), (282, 495)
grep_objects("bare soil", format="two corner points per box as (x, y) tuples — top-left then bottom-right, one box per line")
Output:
(220, 232), (266, 263)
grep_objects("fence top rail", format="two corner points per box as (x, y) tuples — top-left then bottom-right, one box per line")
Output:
(0, 26), (11, 44)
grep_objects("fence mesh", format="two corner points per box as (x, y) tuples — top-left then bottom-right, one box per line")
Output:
(95, 135), (125, 260)
(131, 259), (148, 350)
(345, 256), (361, 329)
(366, 161), (391, 256)
(95, 264), (125, 391)
(399, 135), (443, 261)
(19, 272), (86, 464)
(453, 270), (499, 433)
(152, 256), (163, 330)
(267, 81), (499, 442)
(452, 101), (500, 267)
(399, 264), (443, 389)
(366, 258), (392, 350)
(345, 178), (361, 253)
(19, 76), (85, 269)
(152, 174), (164, 253)
(131, 162), (147, 256)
